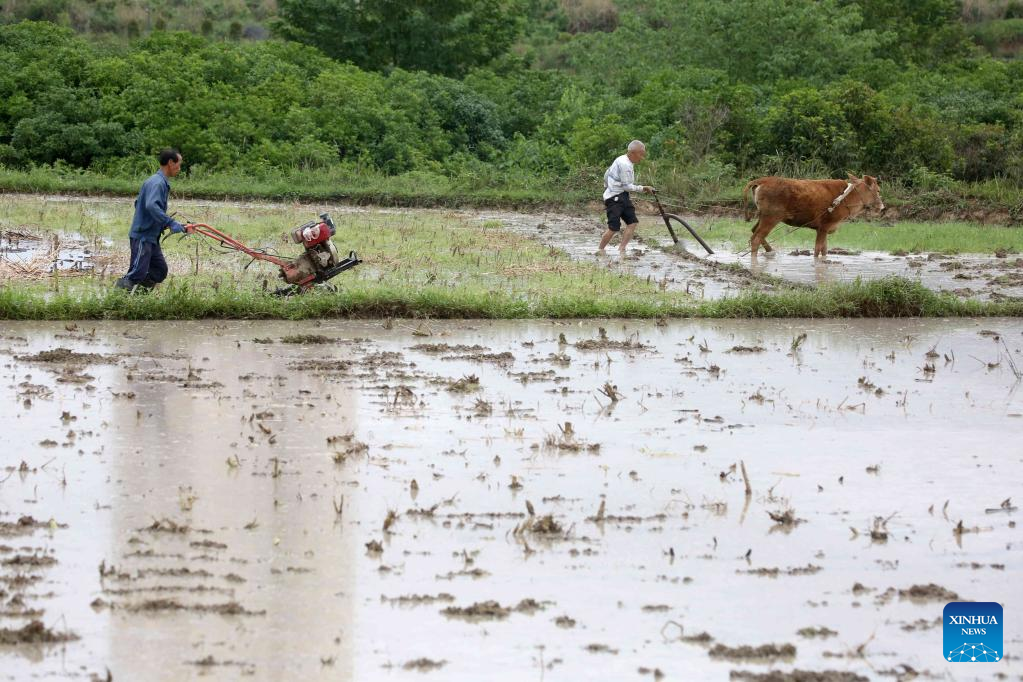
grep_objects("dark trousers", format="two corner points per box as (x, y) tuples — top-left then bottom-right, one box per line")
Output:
(124, 238), (168, 284)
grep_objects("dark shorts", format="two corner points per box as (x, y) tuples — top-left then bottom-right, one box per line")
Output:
(605, 193), (637, 231)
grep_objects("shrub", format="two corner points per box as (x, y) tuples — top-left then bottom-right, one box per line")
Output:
(761, 89), (857, 171)
(560, 0), (618, 33)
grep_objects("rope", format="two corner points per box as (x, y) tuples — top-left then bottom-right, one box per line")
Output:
(635, 194), (687, 209)
(644, 198), (688, 211)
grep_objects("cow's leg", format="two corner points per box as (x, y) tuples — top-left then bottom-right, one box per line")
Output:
(813, 228), (828, 258)
(749, 221), (771, 250)
(823, 225), (840, 258)
(750, 216), (781, 256)
(818, 222), (841, 258)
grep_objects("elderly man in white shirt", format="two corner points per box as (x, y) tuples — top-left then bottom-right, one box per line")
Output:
(598, 140), (655, 256)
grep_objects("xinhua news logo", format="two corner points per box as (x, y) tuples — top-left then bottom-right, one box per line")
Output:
(944, 602), (1003, 663)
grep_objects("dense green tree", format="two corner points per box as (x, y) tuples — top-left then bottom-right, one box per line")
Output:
(567, 0), (885, 86)
(274, 0), (526, 76)
(3, 0), (1023, 186)
(847, 0), (970, 64)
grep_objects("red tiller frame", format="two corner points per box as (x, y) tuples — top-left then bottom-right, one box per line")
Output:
(187, 223), (291, 269)
(186, 223), (316, 288)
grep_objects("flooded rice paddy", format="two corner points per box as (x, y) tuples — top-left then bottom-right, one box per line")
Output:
(1, 318), (1021, 680)
(3, 194), (1023, 302)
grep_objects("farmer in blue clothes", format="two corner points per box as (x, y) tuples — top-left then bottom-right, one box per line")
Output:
(115, 148), (194, 292)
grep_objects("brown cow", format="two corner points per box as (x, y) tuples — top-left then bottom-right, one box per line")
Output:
(743, 174), (885, 257)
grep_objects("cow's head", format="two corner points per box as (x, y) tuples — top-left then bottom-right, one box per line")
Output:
(849, 173), (885, 213)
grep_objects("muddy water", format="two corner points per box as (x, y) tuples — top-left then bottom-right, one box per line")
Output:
(1, 319), (1021, 680)
(712, 243), (1023, 303)
(0, 231), (107, 274)
(488, 211), (1023, 302)
(481, 209), (765, 298)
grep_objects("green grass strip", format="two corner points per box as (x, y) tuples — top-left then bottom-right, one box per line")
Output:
(1, 277), (1019, 320)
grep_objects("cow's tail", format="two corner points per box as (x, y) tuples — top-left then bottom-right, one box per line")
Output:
(742, 180), (758, 222)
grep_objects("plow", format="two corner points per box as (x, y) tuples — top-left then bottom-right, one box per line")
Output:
(169, 213), (360, 295)
(650, 190), (714, 255)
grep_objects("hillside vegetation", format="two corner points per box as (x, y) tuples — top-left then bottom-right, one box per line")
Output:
(1, 1), (1022, 211)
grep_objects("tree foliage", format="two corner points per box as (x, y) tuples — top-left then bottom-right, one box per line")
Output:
(274, 0), (525, 76)
(2, 0), (1023, 188)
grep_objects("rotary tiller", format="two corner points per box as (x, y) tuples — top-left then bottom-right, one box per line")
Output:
(179, 213), (360, 295)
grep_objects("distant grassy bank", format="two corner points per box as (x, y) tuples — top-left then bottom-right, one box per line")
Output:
(0, 165), (584, 209)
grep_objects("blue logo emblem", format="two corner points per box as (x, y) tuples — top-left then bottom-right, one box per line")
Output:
(944, 602), (1003, 663)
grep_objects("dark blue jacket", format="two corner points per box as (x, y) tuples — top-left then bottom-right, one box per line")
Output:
(129, 171), (183, 243)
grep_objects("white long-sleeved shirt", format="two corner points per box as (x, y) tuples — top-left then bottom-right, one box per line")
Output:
(603, 154), (643, 200)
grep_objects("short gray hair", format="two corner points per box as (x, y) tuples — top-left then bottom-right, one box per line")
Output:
(627, 140), (646, 152)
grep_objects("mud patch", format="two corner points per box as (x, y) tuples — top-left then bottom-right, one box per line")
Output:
(0, 515), (64, 537)
(402, 658), (447, 672)
(441, 599), (545, 621)
(729, 671), (868, 682)
(441, 600), (512, 621)
(897, 583), (959, 602)
(709, 643), (797, 661)
(105, 599), (266, 616)
(0, 620), (78, 645)
(16, 348), (117, 365)
(280, 334), (335, 344)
